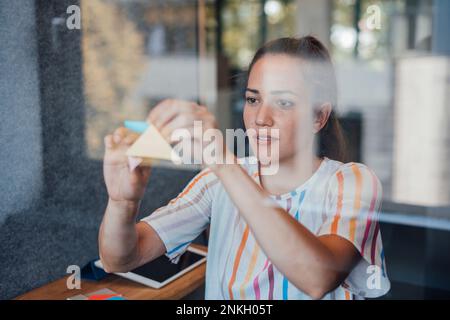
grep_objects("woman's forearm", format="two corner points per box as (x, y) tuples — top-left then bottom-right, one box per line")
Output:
(98, 199), (141, 272)
(212, 163), (345, 299)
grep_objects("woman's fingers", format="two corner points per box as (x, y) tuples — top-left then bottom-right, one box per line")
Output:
(148, 99), (183, 128)
(147, 100), (220, 165)
(148, 99), (177, 129)
(123, 132), (140, 145)
(148, 99), (198, 130)
(104, 135), (114, 149)
(105, 127), (138, 150)
(150, 100), (213, 140)
(159, 113), (196, 141)
(113, 127), (128, 144)
(106, 100), (212, 152)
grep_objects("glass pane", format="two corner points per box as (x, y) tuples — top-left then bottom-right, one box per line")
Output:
(81, 0), (202, 159)
(2, 0), (450, 301)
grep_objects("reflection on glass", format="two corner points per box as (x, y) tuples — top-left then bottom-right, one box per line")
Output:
(80, 0), (450, 208)
(81, 0), (201, 159)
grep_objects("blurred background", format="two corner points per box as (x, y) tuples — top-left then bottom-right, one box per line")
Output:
(0, 0), (449, 299)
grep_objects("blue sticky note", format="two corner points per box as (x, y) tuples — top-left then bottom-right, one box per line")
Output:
(124, 121), (149, 133)
(106, 296), (126, 300)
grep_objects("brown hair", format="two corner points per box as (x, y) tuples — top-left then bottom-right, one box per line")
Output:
(247, 36), (347, 162)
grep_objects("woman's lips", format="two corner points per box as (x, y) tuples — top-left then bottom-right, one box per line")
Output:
(256, 135), (278, 144)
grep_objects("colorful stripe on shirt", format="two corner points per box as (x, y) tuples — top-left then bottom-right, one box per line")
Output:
(350, 164), (363, 242)
(229, 170), (261, 300)
(228, 224), (250, 300)
(169, 169), (213, 205)
(330, 170), (345, 234)
(360, 169), (379, 257)
(239, 241), (261, 299)
(282, 190), (306, 300)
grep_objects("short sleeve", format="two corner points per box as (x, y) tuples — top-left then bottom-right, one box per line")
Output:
(141, 168), (218, 263)
(318, 163), (390, 298)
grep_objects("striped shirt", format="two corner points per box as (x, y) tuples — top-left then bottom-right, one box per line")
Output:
(141, 157), (390, 299)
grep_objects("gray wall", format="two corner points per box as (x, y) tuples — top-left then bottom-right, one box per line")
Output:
(0, 0), (43, 224)
(0, 1), (201, 299)
(1, 0), (449, 301)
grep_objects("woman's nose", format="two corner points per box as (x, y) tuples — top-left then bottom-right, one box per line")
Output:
(255, 104), (274, 127)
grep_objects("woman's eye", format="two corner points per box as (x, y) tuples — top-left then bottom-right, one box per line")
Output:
(246, 97), (258, 105)
(277, 99), (294, 109)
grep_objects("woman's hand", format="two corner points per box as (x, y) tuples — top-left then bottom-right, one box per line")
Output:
(103, 127), (151, 204)
(148, 99), (229, 167)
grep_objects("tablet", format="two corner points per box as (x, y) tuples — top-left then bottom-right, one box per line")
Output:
(94, 246), (207, 289)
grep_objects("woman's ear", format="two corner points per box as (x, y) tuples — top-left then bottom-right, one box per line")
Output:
(313, 103), (332, 133)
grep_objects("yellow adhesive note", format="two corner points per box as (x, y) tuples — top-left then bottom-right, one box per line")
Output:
(126, 124), (180, 167)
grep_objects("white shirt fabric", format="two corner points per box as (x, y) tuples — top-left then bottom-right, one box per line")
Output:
(141, 157), (390, 300)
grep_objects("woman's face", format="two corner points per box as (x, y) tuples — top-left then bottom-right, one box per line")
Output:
(244, 54), (316, 165)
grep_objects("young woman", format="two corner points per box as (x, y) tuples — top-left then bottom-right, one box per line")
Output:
(99, 36), (390, 300)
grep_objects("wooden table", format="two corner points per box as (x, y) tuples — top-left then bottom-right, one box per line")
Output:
(15, 244), (207, 300)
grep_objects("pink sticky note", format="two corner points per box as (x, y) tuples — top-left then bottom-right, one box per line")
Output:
(128, 156), (143, 172)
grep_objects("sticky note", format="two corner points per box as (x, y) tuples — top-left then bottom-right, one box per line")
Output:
(128, 156), (143, 172)
(125, 121), (180, 168)
(124, 120), (149, 134)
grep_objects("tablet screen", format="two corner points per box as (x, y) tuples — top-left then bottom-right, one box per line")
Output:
(130, 250), (205, 283)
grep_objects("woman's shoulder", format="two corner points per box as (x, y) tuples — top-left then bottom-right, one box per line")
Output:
(184, 167), (221, 196)
(184, 158), (255, 201)
(189, 157), (256, 186)
(325, 158), (379, 179)
(323, 158), (382, 196)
